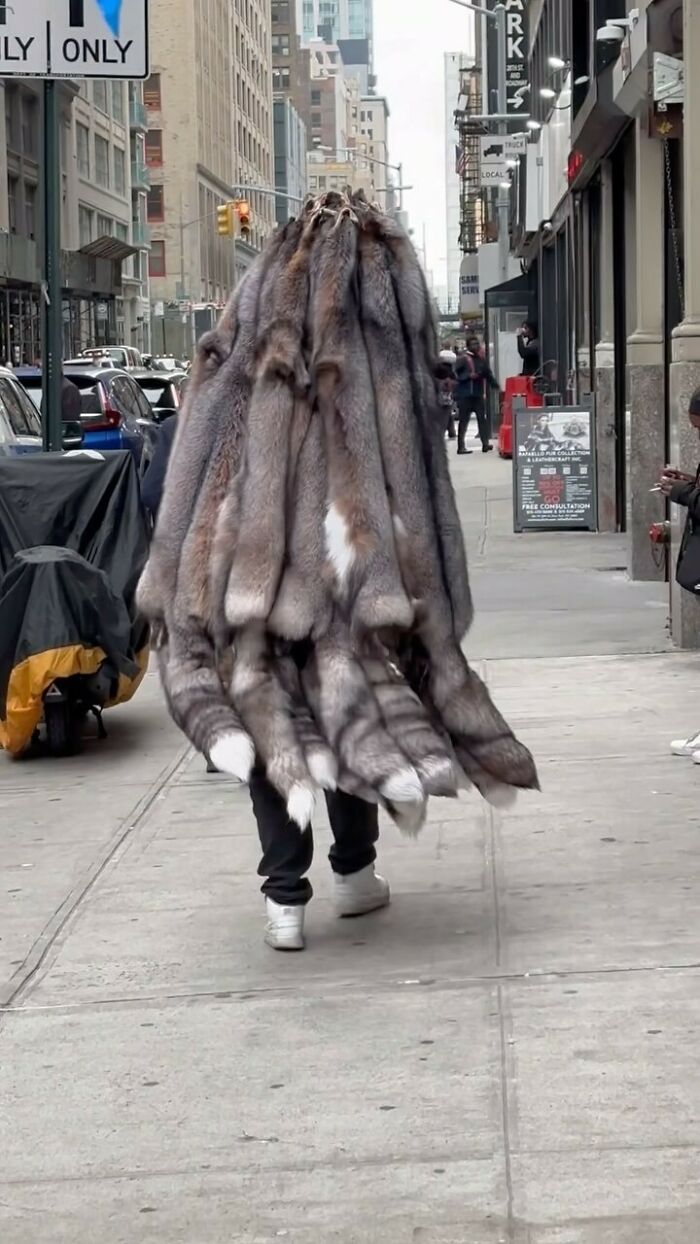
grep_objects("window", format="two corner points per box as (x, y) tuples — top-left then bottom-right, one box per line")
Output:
(93, 80), (108, 113)
(311, 111), (321, 127)
(95, 135), (110, 187)
(115, 222), (129, 242)
(7, 177), (17, 233)
(97, 214), (113, 237)
(78, 205), (93, 246)
(76, 123), (90, 178)
(144, 73), (162, 110)
(145, 130), (163, 166)
(111, 82), (125, 124)
(272, 68), (290, 90)
(24, 184), (36, 237)
(147, 184), (164, 221)
(21, 94), (37, 157)
(311, 89), (321, 105)
(271, 34), (290, 55)
(149, 240), (166, 278)
(113, 146), (126, 195)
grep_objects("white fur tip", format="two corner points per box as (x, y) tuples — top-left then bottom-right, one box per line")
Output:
(483, 782), (518, 810)
(381, 766), (424, 805)
(306, 749), (338, 792)
(325, 503), (356, 586)
(287, 783), (316, 829)
(392, 799), (427, 837)
(208, 731), (255, 782)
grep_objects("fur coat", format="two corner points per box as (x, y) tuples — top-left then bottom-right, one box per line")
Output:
(137, 192), (538, 833)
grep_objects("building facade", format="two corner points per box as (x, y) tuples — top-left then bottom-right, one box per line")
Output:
(445, 52), (475, 313)
(504, 0), (700, 644)
(0, 76), (150, 364)
(146, 0), (275, 353)
(271, 0), (312, 134)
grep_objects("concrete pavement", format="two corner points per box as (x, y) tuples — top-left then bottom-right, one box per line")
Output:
(2, 435), (700, 1242)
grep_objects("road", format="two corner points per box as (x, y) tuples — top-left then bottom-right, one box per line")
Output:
(2, 434), (700, 1242)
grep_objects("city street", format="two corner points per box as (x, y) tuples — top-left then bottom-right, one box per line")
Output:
(3, 439), (700, 1242)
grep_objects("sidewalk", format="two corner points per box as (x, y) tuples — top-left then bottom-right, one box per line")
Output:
(2, 438), (700, 1242)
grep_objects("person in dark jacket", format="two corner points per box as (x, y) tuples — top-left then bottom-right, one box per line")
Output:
(660, 388), (700, 760)
(453, 337), (499, 454)
(140, 415), (177, 520)
(517, 321), (540, 377)
(61, 375), (81, 423)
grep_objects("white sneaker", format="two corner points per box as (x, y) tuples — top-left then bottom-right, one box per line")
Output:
(264, 899), (306, 951)
(334, 865), (391, 918)
(670, 731), (700, 757)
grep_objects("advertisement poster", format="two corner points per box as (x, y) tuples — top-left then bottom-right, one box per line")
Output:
(513, 405), (598, 532)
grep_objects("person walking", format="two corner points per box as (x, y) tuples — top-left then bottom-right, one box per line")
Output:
(660, 387), (700, 760)
(454, 337), (499, 455)
(436, 351), (457, 440)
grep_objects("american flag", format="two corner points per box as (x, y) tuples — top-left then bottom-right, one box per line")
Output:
(455, 145), (467, 179)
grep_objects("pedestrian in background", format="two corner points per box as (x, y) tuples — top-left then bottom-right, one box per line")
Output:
(517, 321), (540, 378)
(454, 336), (499, 455)
(436, 350), (457, 440)
(660, 387), (700, 760)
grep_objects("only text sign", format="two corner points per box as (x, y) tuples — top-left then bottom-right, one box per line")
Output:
(0, 0), (149, 78)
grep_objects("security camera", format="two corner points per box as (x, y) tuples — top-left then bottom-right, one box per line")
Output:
(542, 220), (554, 233)
(596, 23), (625, 43)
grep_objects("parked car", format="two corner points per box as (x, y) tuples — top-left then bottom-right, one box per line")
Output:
(80, 346), (143, 370)
(150, 355), (188, 373)
(14, 368), (83, 451)
(19, 366), (159, 469)
(0, 367), (43, 456)
(132, 370), (189, 423)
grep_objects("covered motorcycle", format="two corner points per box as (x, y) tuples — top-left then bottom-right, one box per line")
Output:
(0, 451), (150, 756)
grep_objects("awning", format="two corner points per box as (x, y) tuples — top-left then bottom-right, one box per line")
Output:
(79, 235), (137, 262)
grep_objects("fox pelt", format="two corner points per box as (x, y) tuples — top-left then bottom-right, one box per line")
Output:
(138, 190), (539, 830)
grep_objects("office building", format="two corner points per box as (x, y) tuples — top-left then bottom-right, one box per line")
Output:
(273, 98), (308, 223)
(145, 0), (275, 352)
(297, 0), (374, 61)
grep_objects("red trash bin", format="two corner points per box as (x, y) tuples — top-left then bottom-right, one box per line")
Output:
(498, 376), (543, 458)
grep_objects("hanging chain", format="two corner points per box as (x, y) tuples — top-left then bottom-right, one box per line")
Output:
(663, 137), (685, 319)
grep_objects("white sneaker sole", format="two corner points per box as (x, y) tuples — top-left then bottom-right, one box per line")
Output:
(264, 931), (305, 952)
(336, 892), (391, 919)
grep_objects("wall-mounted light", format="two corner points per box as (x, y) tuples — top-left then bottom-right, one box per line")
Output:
(540, 87), (556, 99)
(527, 119), (542, 131)
(548, 56), (567, 71)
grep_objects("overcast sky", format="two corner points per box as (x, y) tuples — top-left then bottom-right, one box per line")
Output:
(374, 1), (475, 296)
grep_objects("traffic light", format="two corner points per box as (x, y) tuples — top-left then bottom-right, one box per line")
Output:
(235, 199), (252, 242)
(217, 203), (234, 236)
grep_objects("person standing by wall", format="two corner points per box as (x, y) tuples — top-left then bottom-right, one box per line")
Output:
(454, 337), (500, 455)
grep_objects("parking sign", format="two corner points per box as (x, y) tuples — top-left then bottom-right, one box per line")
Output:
(0, 0), (149, 78)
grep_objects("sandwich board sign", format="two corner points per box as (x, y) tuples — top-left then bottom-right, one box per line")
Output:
(0, 0), (149, 78)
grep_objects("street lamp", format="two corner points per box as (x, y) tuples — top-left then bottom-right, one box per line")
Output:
(447, 0), (510, 285)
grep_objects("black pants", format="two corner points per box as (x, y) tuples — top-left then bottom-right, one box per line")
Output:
(442, 404), (456, 438)
(457, 395), (490, 450)
(250, 770), (379, 906)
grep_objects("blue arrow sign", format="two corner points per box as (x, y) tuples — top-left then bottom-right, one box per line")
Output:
(96, 0), (123, 35)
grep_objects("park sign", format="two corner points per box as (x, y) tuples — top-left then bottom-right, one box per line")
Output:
(0, 0), (149, 78)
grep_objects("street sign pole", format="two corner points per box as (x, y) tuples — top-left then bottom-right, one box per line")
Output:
(496, 3), (510, 286)
(42, 81), (63, 453)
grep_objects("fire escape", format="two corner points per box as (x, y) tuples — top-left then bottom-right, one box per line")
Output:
(455, 65), (488, 255)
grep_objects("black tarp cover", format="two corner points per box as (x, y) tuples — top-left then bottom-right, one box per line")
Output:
(0, 453), (150, 754)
